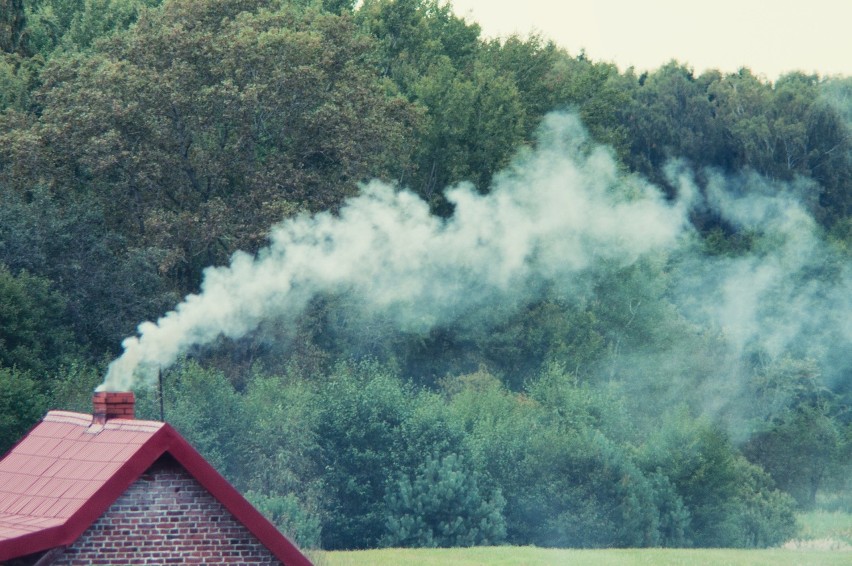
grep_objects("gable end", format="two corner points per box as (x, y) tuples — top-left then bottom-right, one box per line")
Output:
(52, 455), (283, 565)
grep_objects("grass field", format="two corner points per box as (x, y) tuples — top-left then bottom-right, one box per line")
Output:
(311, 546), (850, 566)
(310, 511), (852, 566)
(795, 510), (852, 546)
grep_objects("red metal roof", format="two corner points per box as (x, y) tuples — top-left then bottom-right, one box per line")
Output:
(0, 410), (312, 565)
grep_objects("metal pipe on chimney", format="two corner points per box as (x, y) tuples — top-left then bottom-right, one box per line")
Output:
(158, 368), (165, 422)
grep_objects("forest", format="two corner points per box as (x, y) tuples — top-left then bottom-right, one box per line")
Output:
(1, 0), (851, 551)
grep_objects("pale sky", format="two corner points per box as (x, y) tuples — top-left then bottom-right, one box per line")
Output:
(449, 0), (852, 81)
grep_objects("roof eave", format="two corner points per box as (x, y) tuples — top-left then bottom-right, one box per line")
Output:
(0, 425), (171, 561)
(160, 425), (313, 566)
(0, 423), (312, 566)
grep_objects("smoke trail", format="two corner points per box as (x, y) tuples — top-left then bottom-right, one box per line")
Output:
(674, 169), (851, 367)
(636, 164), (852, 429)
(102, 111), (851, 401)
(100, 114), (689, 391)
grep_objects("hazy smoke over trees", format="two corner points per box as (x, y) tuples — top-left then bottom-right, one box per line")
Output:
(4, 0), (850, 547)
(103, 112), (850, 435)
(103, 114), (688, 390)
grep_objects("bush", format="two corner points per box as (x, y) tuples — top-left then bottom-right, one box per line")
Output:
(247, 491), (322, 550)
(382, 452), (506, 547)
(0, 366), (46, 455)
(448, 368), (672, 548)
(313, 360), (493, 550)
(639, 409), (797, 547)
(313, 361), (414, 549)
(742, 358), (849, 510)
(731, 458), (797, 547)
(518, 429), (666, 548)
(136, 360), (249, 482)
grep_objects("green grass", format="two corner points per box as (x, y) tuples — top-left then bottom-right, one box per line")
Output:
(310, 511), (852, 565)
(795, 509), (852, 545)
(311, 546), (851, 566)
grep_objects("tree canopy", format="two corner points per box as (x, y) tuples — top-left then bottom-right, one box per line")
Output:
(1, 0), (850, 550)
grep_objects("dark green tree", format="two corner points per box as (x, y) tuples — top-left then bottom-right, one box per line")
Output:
(246, 490), (323, 549)
(357, 0), (526, 208)
(2, 0), (419, 294)
(0, 0), (28, 55)
(0, 264), (74, 375)
(136, 361), (249, 482)
(447, 367), (669, 548)
(409, 56), (525, 204)
(0, 366), (46, 456)
(312, 361), (414, 549)
(382, 452), (506, 547)
(743, 358), (850, 509)
(23, 0), (161, 56)
(549, 53), (635, 159)
(625, 61), (726, 190)
(0, 186), (176, 353)
(0, 53), (40, 111)
(639, 409), (797, 547)
(240, 370), (326, 549)
(481, 34), (560, 130)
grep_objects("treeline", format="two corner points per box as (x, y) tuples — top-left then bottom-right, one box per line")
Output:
(131, 359), (799, 549)
(1, 0), (851, 550)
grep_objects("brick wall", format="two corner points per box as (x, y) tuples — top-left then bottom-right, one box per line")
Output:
(52, 456), (283, 565)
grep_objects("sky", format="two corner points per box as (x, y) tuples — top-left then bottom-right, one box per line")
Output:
(449, 0), (852, 81)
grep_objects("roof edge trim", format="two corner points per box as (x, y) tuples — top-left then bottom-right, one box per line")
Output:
(160, 426), (313, 566)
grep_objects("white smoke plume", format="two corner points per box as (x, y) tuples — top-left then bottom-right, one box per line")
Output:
(101, 112), (851, 399)
(673, 169), (851, 369)
(100, 114), (690, 391)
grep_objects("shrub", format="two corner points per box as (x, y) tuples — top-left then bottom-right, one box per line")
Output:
(382, 452), (506, 548)
(448, 368), (670, 547)
(639, 409), (797, 547)
(247, 491), (322, 549)
(0, 366), (46, 455)
(312, 361), (412, 549)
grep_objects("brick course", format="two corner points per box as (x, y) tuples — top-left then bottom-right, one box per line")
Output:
(92, 391), (136, 422)
(52, 456), (283, 565)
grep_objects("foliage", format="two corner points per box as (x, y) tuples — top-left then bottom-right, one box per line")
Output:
(382, 452), (506, 548)
(240, 371), (323, 494)
(357, 0), (526, 209)
(46, 357), (105, 412)
(0, 263), (74, 374)
(0, 52), (41, 111)
(0, 186), (177, 354)
(136, 361), (249, 480)
(743, 358), (851, 509)
(0, 0), (849, 552)
(0, 0), (29, 56)
(311, 361), (416, 549)
(247, 490), (323, 549)
(0, 365), (46, 455)
(4, 0), (420, 293)
(638, 408), (797, 547)
(731, 457), (798, 547)
(24, 0), (161, 56)
(449, 367), (672, 548)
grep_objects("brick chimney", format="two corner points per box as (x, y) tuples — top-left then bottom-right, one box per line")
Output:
(93, 391), (135, 424)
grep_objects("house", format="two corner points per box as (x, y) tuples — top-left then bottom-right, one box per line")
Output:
(0, 392), (313, 565)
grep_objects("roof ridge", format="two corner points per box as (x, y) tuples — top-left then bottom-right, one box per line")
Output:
(43, 410), (163, 432)
(42, 411), (91, 426)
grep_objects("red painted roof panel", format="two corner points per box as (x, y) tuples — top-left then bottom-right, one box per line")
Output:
(0, 411), (165, 556)
(0, 409), (312, 566)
